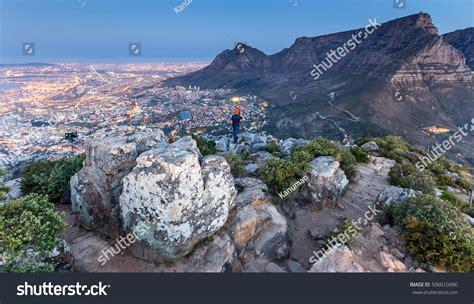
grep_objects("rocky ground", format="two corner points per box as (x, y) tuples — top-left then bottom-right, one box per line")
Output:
(57, 131), (429, 273)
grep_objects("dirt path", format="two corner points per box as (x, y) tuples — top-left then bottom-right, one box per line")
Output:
(287, 156), (396, 269)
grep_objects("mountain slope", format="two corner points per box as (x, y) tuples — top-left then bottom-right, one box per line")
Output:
(443, 27), (474, 69)
(165, 13), (474, 163)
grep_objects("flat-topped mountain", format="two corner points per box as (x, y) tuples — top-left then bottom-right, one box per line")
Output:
(166, 13), (474, 164)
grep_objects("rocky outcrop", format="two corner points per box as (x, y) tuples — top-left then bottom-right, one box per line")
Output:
(165, 13), (474, 164)
(120, 138), (236, 261)
(280, 138), (309, 156)
(376, 185), (420, 206)
(70, 130), (165, 237)
(216, 132), (268, 154)
(361, 141), (379, 152)
(309, 246), (364, 272)
(443, 27), (474, 69)
(306, 157), (349, 208)
(234, 177), (268, 208)
(229, 178), (289, 271)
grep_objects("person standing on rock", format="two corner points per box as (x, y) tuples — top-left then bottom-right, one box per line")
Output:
(231, 108), (243, 143)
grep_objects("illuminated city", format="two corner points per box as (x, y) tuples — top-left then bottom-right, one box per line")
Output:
(0, 63), (269, 169)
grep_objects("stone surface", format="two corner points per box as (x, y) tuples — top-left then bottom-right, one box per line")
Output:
(361, 141), (379, 152)
(234, 177), (268, 208)
(309, 246), (364, 272)
(280, 138), (309, 156)
(287, 260), (306, 272)
(229, 197), (288, 259)
(307, 156), (349, 208)
(120, 141), (237, 261)
(465, 214), (474, 227)
(376, 185), (420, 206)
(70, 130), (165, 237)
(0, 178), (22, 205)
(244, 163), (260, 175)
(265, 262), (286, 273)
(376, 251), (406, 272)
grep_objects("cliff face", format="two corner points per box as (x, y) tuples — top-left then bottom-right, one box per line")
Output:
(443, 27), (474, 69)
(165, 13), (474, 163)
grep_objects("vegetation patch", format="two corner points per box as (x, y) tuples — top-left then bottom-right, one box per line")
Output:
(393, 195), (473, 272)
(0, 194), (66, 272)
(21, 155), (85, 203)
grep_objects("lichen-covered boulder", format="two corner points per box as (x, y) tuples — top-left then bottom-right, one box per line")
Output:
(70, 130), (165, 237)
(307, 156), (349, 208)
(119, 140), (237, 261)
(361, 141), (379, 152)
(280, 138), (309, 156)
(375, 185), (420, 206)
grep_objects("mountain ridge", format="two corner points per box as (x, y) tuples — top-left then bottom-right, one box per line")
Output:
(165, 12), (474, 164)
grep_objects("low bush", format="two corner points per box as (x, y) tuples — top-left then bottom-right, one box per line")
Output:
(192, 134), (217, 156)
(265, 140), (280, 154)
(0, 194), (66, 272)
(259, 157), (301, 195)
(0, 168), (10, 200)
(350, 146), (370, 163)
(394, 195), (473, 272)
(21, 155), (85, 203)
(388, 163), (435, 194)
(219, 152), (247, 177)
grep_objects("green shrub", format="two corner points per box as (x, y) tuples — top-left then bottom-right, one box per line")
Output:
(0, 168), (10, 200)
(389, 163), (435, 194)
(191, 134), (217, 156)
(440, 191), (466, 208)
(399, 171), (436, 194)
(21, 155), (85, 202)
(219, 152), (247, 176)
(388, 162), (415, 186)
(266, 140), (280, 154)
(350, 146), (370, 163)
(295, 137), (359, 177)
(394, 195), (473, 272)
(260, 157), (301, 195)
(0, 194), (66, 272)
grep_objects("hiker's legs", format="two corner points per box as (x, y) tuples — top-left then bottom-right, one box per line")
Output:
(233, 126), (239, 143)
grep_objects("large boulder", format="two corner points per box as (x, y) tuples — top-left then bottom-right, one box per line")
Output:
(119, 139), (237, 262)
(70, 130), (165, 237)
(280, 138), (309, 156)
(361, 141), (379, 152)
(229, 178), (288, 268)
(234, 177), (268, 208)
(376, 185), (420, 206)
(306, 156), (349, 208)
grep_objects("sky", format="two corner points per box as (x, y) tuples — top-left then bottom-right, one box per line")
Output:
(0, 0), (472, 63)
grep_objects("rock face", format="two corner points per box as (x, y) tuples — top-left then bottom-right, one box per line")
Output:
(120, 137), (237, 261)
(280, 138), (309, 156)
(70, 130), (165, 237)
(376, 185), (420, 206)
(216, 132), (268, 154)
(166, 13), (474, 163)
(306, 157), (349, 208)
(309, 246), (364, 272)
(229, 178), (289, 270)
(443, 27), (474, 69)
(361, 141), (379, 152)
